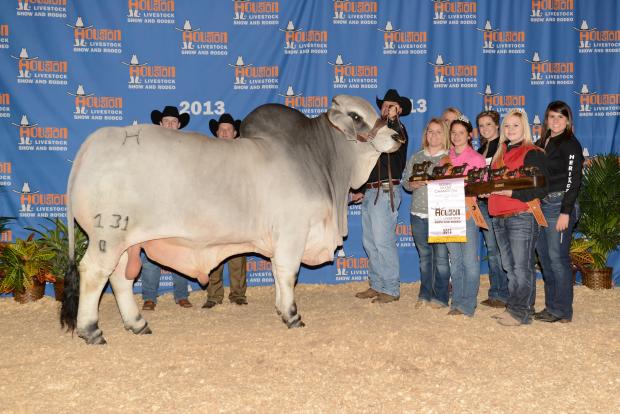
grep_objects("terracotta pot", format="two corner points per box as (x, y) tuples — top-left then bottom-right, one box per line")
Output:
(54, 279), (65, 301)
(13, 278), (46, 303)
(582, 267), (613, 290)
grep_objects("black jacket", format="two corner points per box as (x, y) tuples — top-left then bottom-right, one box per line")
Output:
(539, 130), (584, 214)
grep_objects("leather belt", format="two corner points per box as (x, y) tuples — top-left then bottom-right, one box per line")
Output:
(366, 179), (401, 189)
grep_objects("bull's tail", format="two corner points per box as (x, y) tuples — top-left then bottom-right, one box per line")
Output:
(60, 174), (79, 332)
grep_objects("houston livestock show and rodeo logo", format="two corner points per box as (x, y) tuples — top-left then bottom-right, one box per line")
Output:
(574, 19), (620, 54)
(67, 16), (123, 54)
(0, 23), (8, 49)
(67, 84), (124, 121)
(229, 56), (279, 91)
(478, 84), (526, 115)
(329, 54), (378, 90)
(432, 0), (477, 25)
(0, 161), (11, 189)
(333, 0), (378, 25)
(11, 47), (68, 86)
(279, 86), (328, 118)
(12, 114), (68, 152)
(280, 20), (327, 55)
(477, 19), (526, 55)
(232, 0), (279, 26)
(122, 54), (176, 90)
(16, 0), (67, 18)
(428, 53), (478, 89)
(379, 21), (427, 56)
(574, 83), (620, 119)
(127, 0), (175, 24)
(0, 91), (10, 119)
(176, 19), (228, 56)
(11, 182), (67, 219)
(530, 0), (575, 23)
(525, 52), (574, 86)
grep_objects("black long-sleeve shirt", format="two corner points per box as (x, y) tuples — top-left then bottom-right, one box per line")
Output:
(538, 131), (584, 214)
(508, 143), (549, 203)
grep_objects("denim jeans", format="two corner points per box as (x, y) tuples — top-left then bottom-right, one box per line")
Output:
(140, 252), (189, 303)
(362, 186), (401, 298)
(479, 200), (508, 302)
(411, 215), (450, 306)
(536, 192), (577, 320)
(493, 213), (540, 324)
(446, 217), (480, 316)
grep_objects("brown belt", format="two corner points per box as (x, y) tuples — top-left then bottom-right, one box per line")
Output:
(366, 179), (401, 189)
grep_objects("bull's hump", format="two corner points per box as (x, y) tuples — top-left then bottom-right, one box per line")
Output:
(241, 103), (310, 139)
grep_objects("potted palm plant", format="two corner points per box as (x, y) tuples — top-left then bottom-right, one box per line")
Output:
(26, 218), (89, 301)
(0, 235), (55, 303)
(573, 153), (620, 289)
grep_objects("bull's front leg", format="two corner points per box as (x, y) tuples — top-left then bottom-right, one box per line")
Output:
(271, 251), (304, 328)
(76, 250), (115, 345)
(109, 251), (152, 336)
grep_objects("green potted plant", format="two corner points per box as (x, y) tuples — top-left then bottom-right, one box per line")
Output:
(26, 218), (89, 300)
(573, 153), (620, 289)
(0, 235), (55, 303)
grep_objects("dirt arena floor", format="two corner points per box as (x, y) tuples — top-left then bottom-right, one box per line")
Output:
(1, 279), (618, 413)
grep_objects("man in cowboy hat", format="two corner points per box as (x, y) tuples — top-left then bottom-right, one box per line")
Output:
(141, 105), (193, 311)
(150, 105), (190, 130)
(203, 113), (249, 309)
(352, 89), (411, 304)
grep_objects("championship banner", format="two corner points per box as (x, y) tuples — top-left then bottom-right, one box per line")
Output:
(427, 178), (467, 243)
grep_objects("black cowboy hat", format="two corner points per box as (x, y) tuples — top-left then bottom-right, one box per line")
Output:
(209, 113), (241, 136)
(150, 105), (190, 129)
(376, 89), (412, 117)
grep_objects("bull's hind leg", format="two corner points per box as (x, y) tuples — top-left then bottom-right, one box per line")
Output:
(109, 251), (152, 336)
(76, 249), (116, 345)
(271, 253), (304, 328)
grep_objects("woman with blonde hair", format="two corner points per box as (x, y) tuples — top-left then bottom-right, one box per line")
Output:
(487, 109), (549, 326)
(402, 118), (451, 308)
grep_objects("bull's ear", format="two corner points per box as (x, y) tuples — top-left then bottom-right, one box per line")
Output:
(327, 108), (357, 141)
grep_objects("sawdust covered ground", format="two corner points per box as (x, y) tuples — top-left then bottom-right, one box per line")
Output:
(1, 279), (619, 413)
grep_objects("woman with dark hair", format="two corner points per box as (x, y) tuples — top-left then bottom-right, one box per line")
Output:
(445, 116), (486, 316)
(402, 118), (451, 309)
(475, 110), (508, 308)
(535, 101), (584, 323)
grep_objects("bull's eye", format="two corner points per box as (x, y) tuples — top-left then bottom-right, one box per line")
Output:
(347, 112), (362, 122)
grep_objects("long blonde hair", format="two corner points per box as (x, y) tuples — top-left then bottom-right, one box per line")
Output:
(492, 109), (534, 166)
(422, 118), (450, 152)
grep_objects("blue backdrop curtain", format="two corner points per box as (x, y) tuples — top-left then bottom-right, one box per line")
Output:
(1, 0), (619, 291)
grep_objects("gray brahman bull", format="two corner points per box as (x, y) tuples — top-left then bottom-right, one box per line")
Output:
(61, 95), (403, 344)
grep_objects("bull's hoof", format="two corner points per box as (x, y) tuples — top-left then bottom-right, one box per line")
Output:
(78, 331), (107, 345)
(77, 323), (106, 345)
(284, 314), (305, 328)
(129, 323), (152, 335)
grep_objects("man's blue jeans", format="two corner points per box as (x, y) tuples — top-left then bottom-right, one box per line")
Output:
(140, 252), (189, 303)
(411, 215), (450, 306)
(362, 187), (401, 298)
(479, 200), (508, 302)
(536, 192), (577, 320)
(493, 213), (540, 324)
(446, 217), (480, 316)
